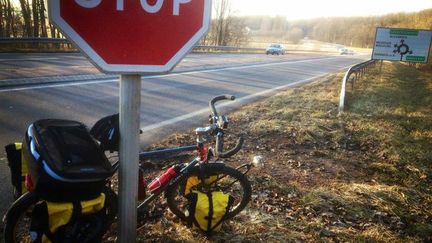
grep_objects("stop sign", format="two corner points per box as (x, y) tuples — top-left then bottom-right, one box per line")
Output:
(49, 0), (211, 73)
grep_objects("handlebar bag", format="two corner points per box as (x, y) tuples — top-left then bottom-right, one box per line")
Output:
(187, 190), (234, 234)
(23, 119), (113, 201)
(5, 143), (28, 199)
(29, 193), (108, 243)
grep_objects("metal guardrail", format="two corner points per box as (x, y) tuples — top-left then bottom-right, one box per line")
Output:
(338, 59), (376, 114)
(194, 45), (264, 53)
(0, 38), (337, 54)
(194, 45), (338, 54)
(0, 38), (265, 52)
(0, 37), (69, 44)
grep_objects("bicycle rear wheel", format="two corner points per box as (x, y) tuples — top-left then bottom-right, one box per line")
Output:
(3, 187), (118, 243)
(165, 162), (252, 222)
(3, 192), (38, 243)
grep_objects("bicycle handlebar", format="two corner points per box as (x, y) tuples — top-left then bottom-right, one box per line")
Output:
(208, 94), (244, 158)
(215, 135), (244, 158)
(209, 95), (235, 117)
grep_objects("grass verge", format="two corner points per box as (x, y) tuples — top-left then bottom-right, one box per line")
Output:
(109, 61), (432, 242)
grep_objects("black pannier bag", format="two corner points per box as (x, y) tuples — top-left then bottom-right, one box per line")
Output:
(22, 119), (114, 202)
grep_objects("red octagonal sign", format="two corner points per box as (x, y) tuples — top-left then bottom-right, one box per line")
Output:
(49, 0), (211, 73)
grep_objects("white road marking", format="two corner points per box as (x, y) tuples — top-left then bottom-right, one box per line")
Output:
(0, 57), (361, 133)
(0, 79), (117, 92)
(139, 75), (325, 132)
(140, 62), (353, 132)
(0, 56), (343, 93)
(0, 57), (60, 62)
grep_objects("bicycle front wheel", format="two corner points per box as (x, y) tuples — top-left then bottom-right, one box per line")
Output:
(165, 162), (252, 222)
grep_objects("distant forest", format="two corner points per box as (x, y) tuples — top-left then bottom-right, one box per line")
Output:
(241, 9), (432, 48)
(0, 0), (431, 51)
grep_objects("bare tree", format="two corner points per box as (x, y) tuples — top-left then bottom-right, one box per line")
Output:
(49, 23), (57, 38)
(19, 0), (32, 36)
(201, 0), (249, 47)
(214, 0), (230, 46)
(5, 0), (13, 36)
(222, 16), (249, 46)
(285, 27), (304, 44)
(32, 0), (39, 36)
(0, 0), (16, 37)
(0, 0), (4, 36)
(39, 0), (47, 37)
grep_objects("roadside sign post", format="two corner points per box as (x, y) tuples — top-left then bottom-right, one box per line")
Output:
(372, 27), (432, 63)
(118, 74), (141, 242)
(48, 1), (211, 241)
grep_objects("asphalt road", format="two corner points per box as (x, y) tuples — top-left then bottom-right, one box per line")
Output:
(0, 52), (331, 80)
(0, 52), (369, 230)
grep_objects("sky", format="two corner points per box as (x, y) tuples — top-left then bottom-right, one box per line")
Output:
(10, 0), (431, 20)
(230, 0), (432, 20)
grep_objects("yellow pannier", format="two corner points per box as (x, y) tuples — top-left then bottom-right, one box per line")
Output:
(187, 190), (233, 234)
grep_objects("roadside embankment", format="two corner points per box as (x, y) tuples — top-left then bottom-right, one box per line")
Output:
(111, 62), (432, 241)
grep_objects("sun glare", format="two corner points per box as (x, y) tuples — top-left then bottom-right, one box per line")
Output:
(231, 0), (432, 20)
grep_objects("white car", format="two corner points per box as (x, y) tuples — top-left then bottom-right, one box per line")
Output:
(340, 48), (354, 55)
(266, 44), (285, 55)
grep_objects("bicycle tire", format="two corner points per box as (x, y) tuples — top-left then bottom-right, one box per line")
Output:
(3, 187), (118, 243)
(3, 192), (38, 243)
(165, 163), (252, 222)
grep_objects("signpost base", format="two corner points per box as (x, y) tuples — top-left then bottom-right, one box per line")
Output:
(118, 74), (141, 242)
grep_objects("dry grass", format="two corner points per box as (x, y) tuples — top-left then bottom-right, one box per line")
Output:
(106, 62), (432, 242)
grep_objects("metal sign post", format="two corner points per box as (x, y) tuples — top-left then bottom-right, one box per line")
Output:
(48, 1), (211, 241)
(118, 74), (141, 242)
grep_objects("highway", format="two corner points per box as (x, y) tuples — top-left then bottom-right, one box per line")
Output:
(0, 52), (369, 226)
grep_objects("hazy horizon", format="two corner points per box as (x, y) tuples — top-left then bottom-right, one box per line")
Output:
(230, 0), (432, 20)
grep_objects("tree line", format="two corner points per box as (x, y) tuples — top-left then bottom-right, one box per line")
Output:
(0, 0), (63, 38)
(0, 0), (247, 46)
(241, 9), (432, 48)
(200, 0), (249, 47)
(0, 0), (246, 45)
(0, 0), (431, 51)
